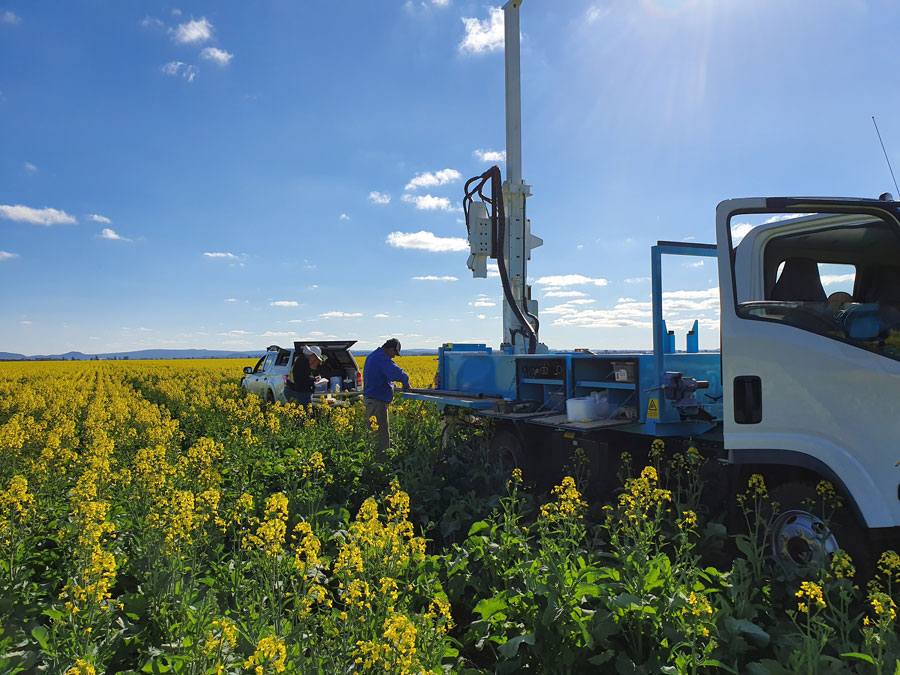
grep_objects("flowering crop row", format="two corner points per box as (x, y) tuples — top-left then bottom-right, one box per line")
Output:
(1, 358), (899, 674)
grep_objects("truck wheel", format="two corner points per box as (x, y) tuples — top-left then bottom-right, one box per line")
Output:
(768, 481), (870, 575)
(489, 429), (523, 479)
(266, 390), (276, 404)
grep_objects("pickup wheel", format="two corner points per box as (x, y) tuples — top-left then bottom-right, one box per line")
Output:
(768, 481), (871, 577)
(266, 390), (276, 405)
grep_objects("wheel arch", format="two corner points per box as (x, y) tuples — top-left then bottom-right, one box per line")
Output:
(729, 448), (874, 528)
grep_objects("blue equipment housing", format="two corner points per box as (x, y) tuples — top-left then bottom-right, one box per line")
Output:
(403, 243), (725, 440)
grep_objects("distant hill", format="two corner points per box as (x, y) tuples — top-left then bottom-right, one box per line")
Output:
(0, 347), (441, 361)
(1, 349), (267, 361)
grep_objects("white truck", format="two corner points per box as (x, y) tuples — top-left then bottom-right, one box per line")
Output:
(402, 0), (900, 569)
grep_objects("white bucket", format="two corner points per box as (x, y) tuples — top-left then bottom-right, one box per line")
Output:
(566, 397), (596, 422)
(329, 376), (342, 393)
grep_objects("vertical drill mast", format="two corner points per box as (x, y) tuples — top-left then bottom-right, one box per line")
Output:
(500, 0), (542, 352)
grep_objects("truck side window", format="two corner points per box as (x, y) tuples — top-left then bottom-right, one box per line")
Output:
(275, 350), (291, 367)
(252, 355), (266, 374)
(733, 213), (900, 362)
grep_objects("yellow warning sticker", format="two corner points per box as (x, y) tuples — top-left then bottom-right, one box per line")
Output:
(646, 398), (659, 419)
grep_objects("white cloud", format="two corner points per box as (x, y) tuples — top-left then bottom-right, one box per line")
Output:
(89, 214), (112, 224)
(821, 273), (855, 286)
(0, 251), (19, 261)
(369, 191), (391, 205)
(662, 288), (718, 300)
(172, 17), (212, 44)
(543, 288), (720, 330)
(542, 299), (596, 315)
(226, 298), (238, 302)
(476, 314), (486, 320)
(21, 320), (31, 325)
(374, 313), (390, 318)
(172, 9), (182, 16)
(459, 7), (504, 54)
(100, 228), (131, 242)
(339, 213), (350, 221)
(487, 261), (500, 278)
(2, 10), (20, 24)
(308, 331), (326, 336)
(162, 61), (197, 82)
(624, 277), (649, 284)
(0, 204), (76, 225)
(685, 260), (705, 268)
(469, 296), (496, 307)
(271, 300), (299, 307)
(404, 168), (461, 191)
(141, 16), (164, 28)
(401, 194), (455, 211)
(203, 252), (239, 260)
(260, 331), (292, 337)
(412, 275), (458, 281)
(731, 222), (754, 243)
(535, 273), (608, 288)
(320, 311), (363, 318)
(543, 290), (586, 298)
(387, 230), (467, 252)
(473, 149), (506, 163)
(24, 162), (37, 173)
(586, 5), (610, 23)
(222, 329), (253, 336)
(162, 61), (183, 75)
(201, 47), (233, 65)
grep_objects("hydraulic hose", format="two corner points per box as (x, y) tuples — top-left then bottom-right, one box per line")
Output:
(464, 166), (537, 353)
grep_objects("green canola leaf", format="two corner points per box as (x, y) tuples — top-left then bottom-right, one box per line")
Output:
(497, 633), (534, 658)
(473, 594), (508, 620)
(840, 652), (877, 666)
(30, 626), (49, 650)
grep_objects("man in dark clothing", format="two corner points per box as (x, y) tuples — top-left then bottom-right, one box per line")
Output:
(285, 345), (324, 405)
(363, 338), (410, 454)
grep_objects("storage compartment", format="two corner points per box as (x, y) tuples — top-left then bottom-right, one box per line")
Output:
(611, 361), (636, 383)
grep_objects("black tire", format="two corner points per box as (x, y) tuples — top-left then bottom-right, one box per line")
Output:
(489, 428), (524, 480)
(768, 481), (872, 577)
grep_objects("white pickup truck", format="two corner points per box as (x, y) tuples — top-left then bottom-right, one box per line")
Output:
(240, 340), (363, 403)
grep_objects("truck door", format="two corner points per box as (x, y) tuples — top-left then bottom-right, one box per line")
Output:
(251, 352), (277, 397)
(717, 198), (900, 529)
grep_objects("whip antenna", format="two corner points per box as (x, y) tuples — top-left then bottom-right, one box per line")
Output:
(872, 116), (900, 198)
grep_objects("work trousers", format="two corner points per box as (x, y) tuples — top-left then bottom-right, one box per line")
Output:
(284, 386), (312, 405)
(364, 397), (391, 455)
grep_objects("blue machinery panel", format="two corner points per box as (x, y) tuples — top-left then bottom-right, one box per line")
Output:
(403, 243), (724, 439)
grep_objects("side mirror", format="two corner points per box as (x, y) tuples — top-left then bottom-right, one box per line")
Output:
(243, 366), (253, 374)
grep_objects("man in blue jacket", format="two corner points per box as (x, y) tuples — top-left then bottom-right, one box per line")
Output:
(363, 338), (410, 455)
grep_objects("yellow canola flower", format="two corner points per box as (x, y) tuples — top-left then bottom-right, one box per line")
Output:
(243, 634), (287, 674)
(203, 617), (238, 656)
(795, 581), (826, 614)
(540, 476), (587, 521)
(291, 520), (321, 572)
(243, 492), (289, 557)
(64, 659), (96, 675)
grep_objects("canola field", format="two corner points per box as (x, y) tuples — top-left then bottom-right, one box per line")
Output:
(1, 357), (899, 674)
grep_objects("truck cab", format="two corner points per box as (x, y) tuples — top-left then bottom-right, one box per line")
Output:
(718, 198), (900, 537)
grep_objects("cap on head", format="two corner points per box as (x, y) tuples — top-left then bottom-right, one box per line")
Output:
(302, 345), (323, 360)
(382, 338), (401, 354)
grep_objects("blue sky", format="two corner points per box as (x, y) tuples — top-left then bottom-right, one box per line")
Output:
(3, 0), (900, 355)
